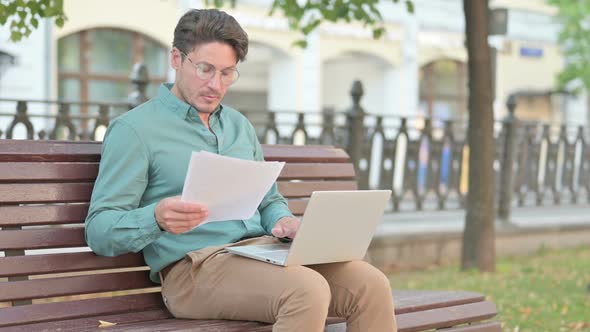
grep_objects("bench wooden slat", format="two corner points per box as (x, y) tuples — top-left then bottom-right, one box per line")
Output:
(0, 227), (85, 250)
(108, 317), (345, 332)
(0, 252), (145, 278)
(0, 140), (102, 162)
(93, 317), (276, 332)
(277, 181), (358, 198)
(0, 199), (305, 227)
(262, 144), (350, 163)
(0, 290), (488, 328)
(0, 293), (164, 327)
(105, 301), (499, 332)
(0, 183), (94, 204)
(0, 199), (306, 226)
(1, 301), (499, 332)
(392, 290), (484, 314)
(4, 311), (323, 332)
(3, 315), (502, 332)
(279, 163), (355, 180)
(2, 309), (173, 332)
(0, 271), (156, 302)
(0, 162), (99, 182)
(0, 141), (349, 163)
(434, 321), (502, 332)
(0, 162), (353, 183)
(396, 300), (498, 332)
(0, 204), (89, 227)
(0, 201), (306, 227)
(287, 199), (308, 215)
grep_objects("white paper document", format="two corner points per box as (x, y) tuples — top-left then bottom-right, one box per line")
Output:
(181, 151), (285, 224)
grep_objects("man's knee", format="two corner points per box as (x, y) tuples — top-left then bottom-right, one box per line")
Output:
(282, 267), (331, 313)
(344, 261), (392, 298)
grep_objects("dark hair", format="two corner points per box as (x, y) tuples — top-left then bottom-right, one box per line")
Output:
(173, 9), (248, 62)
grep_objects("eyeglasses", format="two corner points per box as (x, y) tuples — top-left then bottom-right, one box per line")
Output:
(180, 52), (239, 86)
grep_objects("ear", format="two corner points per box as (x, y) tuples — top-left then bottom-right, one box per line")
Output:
(171, 48), (182, 70)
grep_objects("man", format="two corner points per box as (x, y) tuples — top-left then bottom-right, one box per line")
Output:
(86, 8), (396, 332)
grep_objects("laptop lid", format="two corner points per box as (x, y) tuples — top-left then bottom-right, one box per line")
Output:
(284, 190), (391, 266)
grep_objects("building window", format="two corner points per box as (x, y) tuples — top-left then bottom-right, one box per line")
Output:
(419, 59), (467, 120)
(58, 28), (168, 115)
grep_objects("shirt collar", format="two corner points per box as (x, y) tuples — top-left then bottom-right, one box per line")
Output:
(157, 83), (223, 122)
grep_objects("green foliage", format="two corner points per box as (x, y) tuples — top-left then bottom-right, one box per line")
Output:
(1, 0), (413, 45)
(0, 0), (67, 42)
(546, 0), (590, 93)
(390, 246), (590, 332)
(205, 0), (414, 47)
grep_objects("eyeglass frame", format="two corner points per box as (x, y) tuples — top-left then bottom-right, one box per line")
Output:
(179, 51), (240, 86)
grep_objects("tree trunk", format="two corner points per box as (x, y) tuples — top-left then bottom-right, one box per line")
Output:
(461, 0), (496, 272)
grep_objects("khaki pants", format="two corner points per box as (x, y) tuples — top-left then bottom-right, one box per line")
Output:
(161, 236), (397, 332)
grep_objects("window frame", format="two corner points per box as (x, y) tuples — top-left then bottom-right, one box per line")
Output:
(58, 28), (168, 114)
(419, 59), (467, 120)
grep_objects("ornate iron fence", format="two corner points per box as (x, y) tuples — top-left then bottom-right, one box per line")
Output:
(2, 80), (590, 216)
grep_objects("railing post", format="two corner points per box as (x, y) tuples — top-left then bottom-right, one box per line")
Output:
(497, 94), (518, 223)
(50, 103), (77, 140)
(262, 112), (279, 144)
(319, 107), (335, 145)
(345, 80), (366, 182)
(291, 113), (308, 145)
(6, 101), (34, 139)
(92, 104), (111, 141)
(128, 63), (150, 109)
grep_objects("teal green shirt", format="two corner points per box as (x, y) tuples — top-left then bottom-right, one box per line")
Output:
(85, 84), (294, 283)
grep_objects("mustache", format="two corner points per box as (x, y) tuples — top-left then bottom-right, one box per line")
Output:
(199, 90), (221, 98)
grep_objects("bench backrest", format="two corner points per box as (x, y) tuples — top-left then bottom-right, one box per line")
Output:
(0, 139), (356, 327)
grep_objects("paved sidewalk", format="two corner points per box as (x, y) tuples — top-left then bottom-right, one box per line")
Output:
(376, 204), (590, 236)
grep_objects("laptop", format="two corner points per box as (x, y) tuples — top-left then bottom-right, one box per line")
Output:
(225, 190), (391, 266)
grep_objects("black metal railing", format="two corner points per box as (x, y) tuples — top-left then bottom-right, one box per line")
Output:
(2, 77), (590, 217)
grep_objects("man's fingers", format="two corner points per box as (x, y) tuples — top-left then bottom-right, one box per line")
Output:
(274, 228), (284, 237)
(161, 217), (205, 234)
(271, 225), (285, 237)
(272, 217), (300, 239)
(169, 201), (207, 213)
(272, 224), (295, 238)
(162, 211), (207, 222)
(286, 228), (297, 238)
(158, 210), (209, 235)
(283, 227), (296, 239)
(156, 197), (209, 234)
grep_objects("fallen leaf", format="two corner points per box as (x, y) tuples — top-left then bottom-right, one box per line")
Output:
(519, 307), (533, 315)
(568, 322), (590, 331)
(98, 320), (117, 328)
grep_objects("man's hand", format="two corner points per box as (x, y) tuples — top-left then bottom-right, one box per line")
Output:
(155, 196), (208, 234)
(271, 216), (300, 239)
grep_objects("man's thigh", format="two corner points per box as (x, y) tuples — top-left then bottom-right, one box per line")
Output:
(308, 260), (394, 317)
(161, 242), (328, 323)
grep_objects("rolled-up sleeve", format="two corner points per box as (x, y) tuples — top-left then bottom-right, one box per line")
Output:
(85, 119), (164, 256)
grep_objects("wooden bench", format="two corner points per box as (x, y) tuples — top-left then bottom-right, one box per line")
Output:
(0, 139), (501, 332)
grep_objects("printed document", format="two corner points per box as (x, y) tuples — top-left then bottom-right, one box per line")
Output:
(181, 151), (285, 224)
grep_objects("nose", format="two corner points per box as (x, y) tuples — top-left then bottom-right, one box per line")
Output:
(207, 71), (223, 90)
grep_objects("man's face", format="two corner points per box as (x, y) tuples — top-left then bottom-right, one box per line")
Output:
(171, 42), (238, 114)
